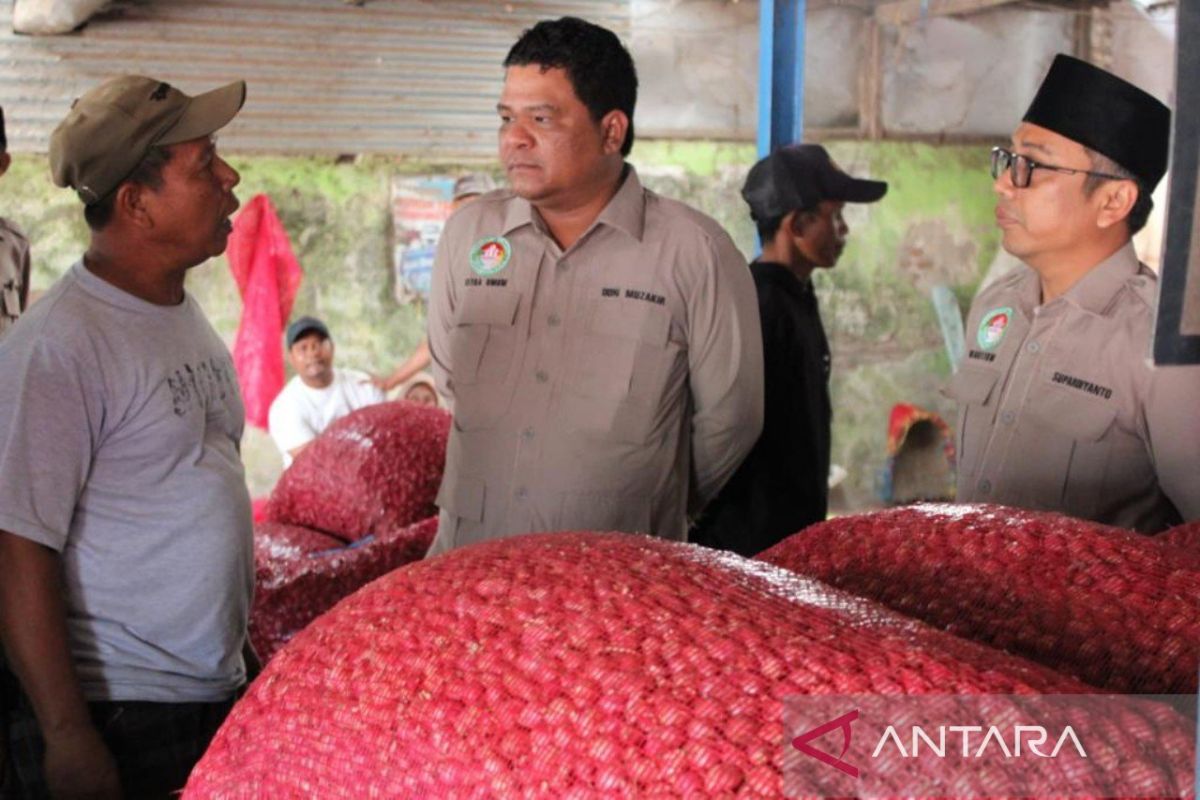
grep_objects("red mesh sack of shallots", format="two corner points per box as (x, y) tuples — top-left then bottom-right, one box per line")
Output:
(265, 401), (450, 541)
(1157, 520), (1200, 555)
(249, 517), (438, 661)
(186, 533), (1192, 799)
(758, 503), (1200, 694)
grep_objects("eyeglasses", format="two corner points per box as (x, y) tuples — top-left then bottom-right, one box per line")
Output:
(990, 147), (1125, 189)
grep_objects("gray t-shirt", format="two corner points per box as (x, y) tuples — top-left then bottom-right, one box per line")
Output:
(0, 262), (253, 702)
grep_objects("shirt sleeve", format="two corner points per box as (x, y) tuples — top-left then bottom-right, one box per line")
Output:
(267, 390), (317, 455)
(428, 217), (460, 403)
(0, 338), (98, 550)
(686, 232), (765, 511)
(1144, 362), (1200, 521)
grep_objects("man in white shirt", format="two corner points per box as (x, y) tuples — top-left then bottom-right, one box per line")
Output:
(268, 316), (385, 467)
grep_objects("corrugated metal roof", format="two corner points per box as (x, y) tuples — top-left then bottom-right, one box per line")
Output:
(0, 0), (630, 158)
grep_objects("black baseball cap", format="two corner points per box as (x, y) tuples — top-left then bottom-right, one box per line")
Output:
(286, 316), (330, 348)
(742, 144), (888, 223)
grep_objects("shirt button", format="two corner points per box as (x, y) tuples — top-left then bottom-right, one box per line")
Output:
(515, 487), (528, 501)
(557, 260), (569, 271)
(1001, 411), (1016, 425)
(1027, 341), (1041, 354)
(548, 314), (561, 327)
(535, 370), (549, 383)
(521, 427), (535, 441)
(978, 479), (992, 495)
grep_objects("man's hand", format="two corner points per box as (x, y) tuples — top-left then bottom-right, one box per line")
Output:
(365, 373), (391, 392)
(43, 723), (121, 799)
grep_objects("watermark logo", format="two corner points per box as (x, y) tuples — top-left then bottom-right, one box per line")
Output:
(791, 709), (860, 778)
(783, 694), (1194, 799)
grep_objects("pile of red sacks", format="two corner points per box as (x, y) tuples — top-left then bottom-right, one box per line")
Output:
(249, 401), (449, 660)
(758, 504), (1200, 694)
(186, 533), (1193, 798)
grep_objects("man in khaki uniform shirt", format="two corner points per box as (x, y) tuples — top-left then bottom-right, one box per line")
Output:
(951, 54), (1199, 533)
(429, 17), (763, 552)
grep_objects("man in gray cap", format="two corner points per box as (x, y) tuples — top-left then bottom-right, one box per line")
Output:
(692, 144), (887, 556)
(0, 75), (252, 797)
(950, 54), (1200, 532)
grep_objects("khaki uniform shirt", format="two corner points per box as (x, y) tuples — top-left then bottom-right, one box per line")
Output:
(0, 217), (30, 336)
(949, 243), (1200, 533)
(428, 167), (763, 552)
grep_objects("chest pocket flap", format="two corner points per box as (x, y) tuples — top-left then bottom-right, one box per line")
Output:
(1028, 385), (1118, 442)
(457, 288), (520, 327)
(945, 365), (1000, 406)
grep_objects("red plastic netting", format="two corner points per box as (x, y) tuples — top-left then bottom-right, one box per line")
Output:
(249, 518), (438, 661)
(1157, 520), (1200, 555)
(265, 400), (450, 541)
(757, 503), (1200, 694)
(185, 533), (1190, 798)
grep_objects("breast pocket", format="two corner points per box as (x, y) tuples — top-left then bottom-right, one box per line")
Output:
(1024, 383), (1117, 516)
(450, 289), (521, 385)
(944, 365), (1000, 478)
(562, 300), (673, 444)
(450, 290), (521, 430)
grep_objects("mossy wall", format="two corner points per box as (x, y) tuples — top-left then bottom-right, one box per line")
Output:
(3, 140), (1000, 505)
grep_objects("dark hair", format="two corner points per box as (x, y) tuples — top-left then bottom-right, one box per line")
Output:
(0, 106), (7, 153)
(754, 202), (820, 244)
(1083, 147), (1153, 236)
(504, 17), (638, 157)
(756, 216), (783, 243)
(83, 145), (174, 231)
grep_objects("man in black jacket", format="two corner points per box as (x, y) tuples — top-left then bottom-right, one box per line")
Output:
(692, 145), (887, 556)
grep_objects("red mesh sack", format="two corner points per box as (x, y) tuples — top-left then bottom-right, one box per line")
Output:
(186, 533), (1191, 798)
(265, 401), (450, 541)
(250, 517), (438, 661)
(1157, 521), (1200, 555)
(758, 503), (1200, 694)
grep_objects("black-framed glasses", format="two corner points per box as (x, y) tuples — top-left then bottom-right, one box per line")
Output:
(990, 147), (1126, 189)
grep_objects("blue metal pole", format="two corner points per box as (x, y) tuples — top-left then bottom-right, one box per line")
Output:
(757, 0), (807, 158)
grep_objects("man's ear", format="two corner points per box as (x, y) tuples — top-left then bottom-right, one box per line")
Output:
(789, 209), (811, 238)
(1095, 179), (1139, 231)
(598, 110), (629, 156)
(115, 182), (155, 230)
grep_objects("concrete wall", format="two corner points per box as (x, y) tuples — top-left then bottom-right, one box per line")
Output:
(631, 0), (1174, 142)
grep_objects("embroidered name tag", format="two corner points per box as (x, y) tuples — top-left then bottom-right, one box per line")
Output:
(600, 287), (666, 306)
(1051, 372), (1113, 400)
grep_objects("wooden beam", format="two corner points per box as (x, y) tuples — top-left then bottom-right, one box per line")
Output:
(875, 0), (1015, 26)
(857, 17), (883, 140)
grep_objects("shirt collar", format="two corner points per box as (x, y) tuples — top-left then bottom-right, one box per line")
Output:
(594, 164), (646, 241)
(1059, 241), (1140, 315)
(499, 163), (646, 242)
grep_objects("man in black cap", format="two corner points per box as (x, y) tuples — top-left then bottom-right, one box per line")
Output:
(269, 315), (385, 467)
(949, 54), (1199, 532)
(692, 144), (887, 556)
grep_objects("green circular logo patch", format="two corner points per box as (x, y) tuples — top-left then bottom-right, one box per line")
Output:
(469, 236), (512, 277)
(977, 307), (1013, 350)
